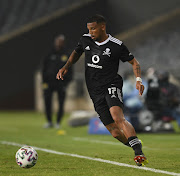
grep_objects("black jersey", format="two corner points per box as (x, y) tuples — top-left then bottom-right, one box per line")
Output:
(42, 49), (72, 84)
(74, 34), (134, 95)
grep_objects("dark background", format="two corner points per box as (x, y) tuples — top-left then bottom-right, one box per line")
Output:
(0, 0), (179, 109)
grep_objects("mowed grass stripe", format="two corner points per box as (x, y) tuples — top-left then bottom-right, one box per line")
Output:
(1, 141), (180, 176)
(72, 137), (179, 150)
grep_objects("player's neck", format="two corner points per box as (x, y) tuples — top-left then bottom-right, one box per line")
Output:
(98, 34), (109, 43)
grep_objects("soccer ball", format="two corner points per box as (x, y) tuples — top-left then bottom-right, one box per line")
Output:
(15, 146), (38, 168)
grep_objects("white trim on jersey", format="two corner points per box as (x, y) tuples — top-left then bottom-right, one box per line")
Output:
(82, 34), (123, 46)
(83, 33), (91, 37)
(109, 36), (123, 46)
(95, 34), (111, 46)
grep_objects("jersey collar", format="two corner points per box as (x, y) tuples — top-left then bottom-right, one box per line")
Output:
(95, 34), (111, 46)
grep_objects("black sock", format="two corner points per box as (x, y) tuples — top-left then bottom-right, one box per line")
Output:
(128, 136), (143, 155)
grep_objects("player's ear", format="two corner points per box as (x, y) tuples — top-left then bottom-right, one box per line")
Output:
(101, 23), (106, 31)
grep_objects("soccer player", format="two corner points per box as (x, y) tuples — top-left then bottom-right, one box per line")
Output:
(56, 14), (148, 166)
(42, 35), (72, 128)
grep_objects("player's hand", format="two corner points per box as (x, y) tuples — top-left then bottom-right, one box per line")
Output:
(56, 67), (68, 80)
(136, 81), (144, 96)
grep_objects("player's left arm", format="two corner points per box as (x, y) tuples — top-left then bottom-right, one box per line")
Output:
(128, 58), (144, 96)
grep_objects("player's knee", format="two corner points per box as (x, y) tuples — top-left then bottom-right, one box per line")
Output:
(110, 108), (125, 124)
(113, 116), (126, 125)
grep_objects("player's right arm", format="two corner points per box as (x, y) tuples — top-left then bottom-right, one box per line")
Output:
(56, 50), (81, 80)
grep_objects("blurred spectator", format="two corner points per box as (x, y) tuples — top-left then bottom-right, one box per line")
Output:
(145, 68), (161, 119)
(145, 68), (180, 127)
(41, 35), (72, 128)
(158, 71), (180, 127)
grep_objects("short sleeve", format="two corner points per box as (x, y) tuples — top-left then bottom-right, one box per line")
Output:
(120, 43), (134, 62)
(74, 37), (84, 55)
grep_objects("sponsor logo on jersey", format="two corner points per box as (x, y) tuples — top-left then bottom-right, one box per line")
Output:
(92, 55), (100, 63)
(85, 46), (90, 50)
(87, 63), (102, 69)
(87, 55), (103, 69)
(103, 48), (111, 57)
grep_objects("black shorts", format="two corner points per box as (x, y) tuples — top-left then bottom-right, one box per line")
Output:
(90, 77), (124, 126)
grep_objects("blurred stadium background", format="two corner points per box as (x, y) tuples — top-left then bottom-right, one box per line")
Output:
(0, 0), (180, 119)
(1, 1), (180, 175)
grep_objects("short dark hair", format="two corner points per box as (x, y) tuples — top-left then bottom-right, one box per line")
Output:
(86, 14), (106, 24)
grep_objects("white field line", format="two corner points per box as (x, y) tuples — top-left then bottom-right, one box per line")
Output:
(1, 141), (180, 176)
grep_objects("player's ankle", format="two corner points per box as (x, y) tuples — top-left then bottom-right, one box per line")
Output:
(128, 136), (143, 155)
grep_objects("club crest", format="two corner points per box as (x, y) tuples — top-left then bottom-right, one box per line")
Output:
(103, 48), (111, 57)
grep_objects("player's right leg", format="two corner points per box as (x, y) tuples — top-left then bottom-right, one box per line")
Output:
(99, 110), (148, 166)
(91, 92), (148, 166)
(109, 106), (148, 166)
(93, 98), (129, 146)
(105, 122), (130, 146)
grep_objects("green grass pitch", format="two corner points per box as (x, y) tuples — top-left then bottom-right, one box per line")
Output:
(0, 111), (180, 176)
